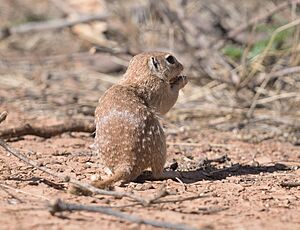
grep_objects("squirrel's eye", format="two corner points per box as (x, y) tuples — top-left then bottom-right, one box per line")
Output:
(166, 55), (175, 64)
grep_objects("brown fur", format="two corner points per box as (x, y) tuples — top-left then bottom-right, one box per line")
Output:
(92, 52), (187, 188)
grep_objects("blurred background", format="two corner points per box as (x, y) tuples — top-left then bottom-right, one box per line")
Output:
(0, 0), (299, 144)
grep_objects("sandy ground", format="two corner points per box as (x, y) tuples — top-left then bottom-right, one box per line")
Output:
(0, 1), (299, 229)
(0, 112), (300, 230)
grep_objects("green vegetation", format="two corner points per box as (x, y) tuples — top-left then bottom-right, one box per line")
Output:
(222, 24), (294, 61)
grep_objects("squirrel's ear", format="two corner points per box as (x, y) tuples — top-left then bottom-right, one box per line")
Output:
(149, 56), (160, 71)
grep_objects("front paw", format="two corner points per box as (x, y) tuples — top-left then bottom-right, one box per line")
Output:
(170, 75), (188, 89)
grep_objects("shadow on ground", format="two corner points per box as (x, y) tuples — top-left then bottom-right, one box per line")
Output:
(136, 162), (291, 183)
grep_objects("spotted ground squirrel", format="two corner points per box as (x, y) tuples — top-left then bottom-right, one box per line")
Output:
(91, 51), (187, 188)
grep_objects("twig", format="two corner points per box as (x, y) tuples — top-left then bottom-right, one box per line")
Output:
(280, 181), (300, 188)
(197, 206), (229, 215)
(113, 194), (207, 209)
(268, 66), (300, 79)
(0, 184), (24, 203)
(240, 20), (257, 81)
(255, 92), (299, 105)
(146, 186), (170, 204)
(0, 111), (7, 124)
(49, 199), (198, 230)
(25, 177), (65, 190)
(0, 183), (49, 201)
(0, 139), (148, 205)
(1, 13), (108, 39)
(175, 177), (187, 191)
(154, 194), (207, 205)
(290, 1), (300, 65)
(247, 73), (272, 118)
(0, 120), (95, 139)
(228, 0), (300, 39)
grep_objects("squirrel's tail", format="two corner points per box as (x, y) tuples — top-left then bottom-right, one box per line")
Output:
(91, 168), (132, 189)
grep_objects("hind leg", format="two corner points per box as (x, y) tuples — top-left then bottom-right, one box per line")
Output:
(151, 162), (181, 181)
(151, 153), (166, 179)
(150, 151), (181, 181)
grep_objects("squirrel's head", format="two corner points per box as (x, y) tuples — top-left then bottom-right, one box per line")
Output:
(121, 52), (184, 85)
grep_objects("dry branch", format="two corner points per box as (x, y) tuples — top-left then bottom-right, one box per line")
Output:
(49, 199), (197, 230)
(0, 120), (95, 139)
(0, 13), (108, 39)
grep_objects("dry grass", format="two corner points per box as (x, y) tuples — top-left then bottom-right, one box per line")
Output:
(0, 0), (299, 144)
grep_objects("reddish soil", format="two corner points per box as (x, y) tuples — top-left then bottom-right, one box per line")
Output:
(0, 1), (299, 229)
(1, 48), (299, 230)
(0, 107), (300, 229)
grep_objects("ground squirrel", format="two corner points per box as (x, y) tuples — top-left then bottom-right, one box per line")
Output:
(92, 51), (187, 188)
